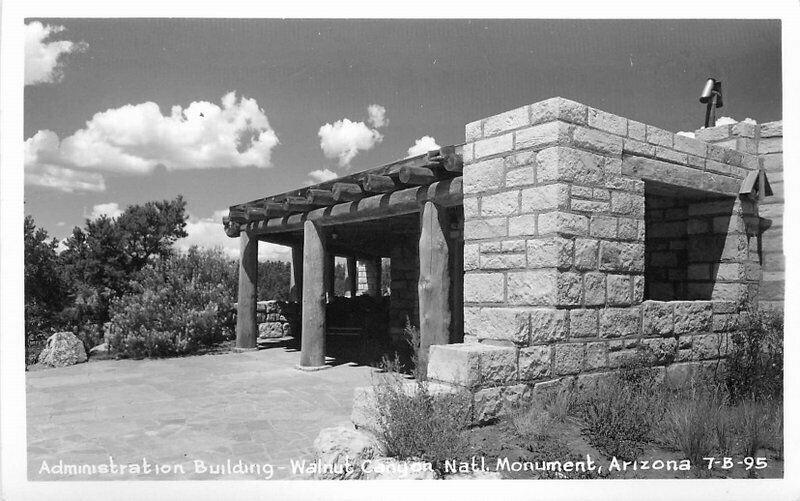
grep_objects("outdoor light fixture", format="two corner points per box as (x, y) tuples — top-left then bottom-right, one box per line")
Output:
(699, 77), (723, 128)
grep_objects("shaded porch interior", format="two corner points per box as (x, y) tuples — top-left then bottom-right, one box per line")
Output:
(224, 145), (465, 370)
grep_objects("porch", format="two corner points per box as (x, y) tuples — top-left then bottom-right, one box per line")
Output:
(223, 146), (465, 371)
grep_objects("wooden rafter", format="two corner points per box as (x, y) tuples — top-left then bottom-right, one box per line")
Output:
(224, 144), (464, 237)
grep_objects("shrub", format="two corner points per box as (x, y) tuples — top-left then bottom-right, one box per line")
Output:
(371, 355), (472, 475)
(509, 387), (574, 442)
(732, 395), (772, 458)
(725, 307), (783, 402)
(662, 385), (723, 473)
(576, 352), (662, 460)
(105, 248), (236, 358)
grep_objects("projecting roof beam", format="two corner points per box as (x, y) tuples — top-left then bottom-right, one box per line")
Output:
(362, 174), (396, 193)
(332, 182), (364, 202)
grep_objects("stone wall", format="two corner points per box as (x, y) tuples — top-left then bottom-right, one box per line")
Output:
(759, 121), (784, 307)
(256, 300), (299, 345)
(693, 120), (784, 307)
(424, 97), (770, 423)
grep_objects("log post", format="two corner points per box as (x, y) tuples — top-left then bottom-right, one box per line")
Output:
(325, 254), (336, 301)
(346, 256), (358, 298)
(235, 231), (259, 350)
(290, 244), (303, 302)
(300, 221), (327, 369)
(450, 213), (464, 343)
(418, 201), (451, 373)
(364, 258), (381, 297)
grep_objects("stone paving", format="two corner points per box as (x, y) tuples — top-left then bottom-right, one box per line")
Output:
(26, 344), (375, 480)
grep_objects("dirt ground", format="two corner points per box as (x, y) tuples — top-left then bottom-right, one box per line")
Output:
(464, 418), (783, 480)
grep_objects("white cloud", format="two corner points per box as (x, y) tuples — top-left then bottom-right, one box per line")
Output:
(307, 168), (339, 184)
(676, 131), (696, 138)
(24, 92), (279, 192)
(407, 135), (440, 157)
(318, 105), (387, 167)
(25, 21), (85, 86)
(367, 104), (388, 128)
(90, 202), (123, 220)
(177, 209), (291, 262)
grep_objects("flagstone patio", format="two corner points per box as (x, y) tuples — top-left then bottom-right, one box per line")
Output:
(26, 344), (375, 480)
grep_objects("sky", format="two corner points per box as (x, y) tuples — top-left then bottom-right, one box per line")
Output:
(23, 19), (782, 261)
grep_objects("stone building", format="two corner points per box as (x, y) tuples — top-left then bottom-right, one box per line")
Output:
(223, 97), (783, 422)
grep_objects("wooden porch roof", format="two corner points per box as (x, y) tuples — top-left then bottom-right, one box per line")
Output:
(223, 144), (465, 238)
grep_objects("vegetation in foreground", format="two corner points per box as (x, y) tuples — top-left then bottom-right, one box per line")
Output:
(371, 308), (783, 479)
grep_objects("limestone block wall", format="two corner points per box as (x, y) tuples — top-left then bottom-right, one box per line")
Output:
(693, 120), (784, 307)
(759, 121), (784, 306)
(256, 300), (299, 343)
(426, 97), (767, 423)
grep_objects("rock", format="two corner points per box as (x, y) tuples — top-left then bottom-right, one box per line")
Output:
(312, 426), (387, 479)
(258, 322), (285, 339)
(256, 300), (280, 314)
(38, 332), (87, 367)
(359, 458), (438, 480)
(88, 342), (110, 358)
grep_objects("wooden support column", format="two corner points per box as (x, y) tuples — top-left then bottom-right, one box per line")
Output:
(300, 221), (327, 369)
(235, 231), (258, 350)
(418, 201), (451, 373)
(346, 257), (358, 298)
(325, 254), (335, 301)
(290, 244), (303, 302)
(364, 258), (381, 297)
(450, 212), (464, 343)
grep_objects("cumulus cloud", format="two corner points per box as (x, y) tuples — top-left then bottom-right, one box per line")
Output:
(307, 168), (339, 184)
(25, 21), (85, 86)
(24, 92), (279, 192)
(407, 135), (440, 157)
(367, 104), (388, 128)
(89, 202), (123, 220)
(177, 209), (291, 262)
(318, 105), (387, 167)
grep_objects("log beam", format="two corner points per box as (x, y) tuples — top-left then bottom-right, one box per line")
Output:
(363, 174), (396, 193)
(284, 196), (322, 213)
(399, 166), (438, 185)
(332, 182), (363, 202)
(299, 221), (327, 369)
(243, 178), (462, 236)
(235, 231), (259, 350)
(306, 189), (336, 205)
(417, 201), (451, 374)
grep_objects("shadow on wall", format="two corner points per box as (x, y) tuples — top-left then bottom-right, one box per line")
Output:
(644, 182), (739, 301)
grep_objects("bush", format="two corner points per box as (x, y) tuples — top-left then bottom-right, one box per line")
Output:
(509, 387), (574, 442)
(725, 307), (783, 402)
(662, 385), (724, 473)
(372, 373), (472, 474)
(732, 395), (773, 459)
(105, 248), (236, 358)
(577, 352), (663, 460)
